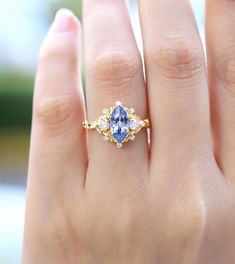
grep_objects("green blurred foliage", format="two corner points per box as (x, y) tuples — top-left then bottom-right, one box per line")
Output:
(51, 0), (83, 21)
(0, 71), (33, 95)
(0, 0), (83, 129)
(0, 71), (33, 129)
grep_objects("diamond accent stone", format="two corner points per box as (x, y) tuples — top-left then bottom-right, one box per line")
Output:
(98, 118), (109, 131)
(116, 143), (123, 148)
(130, 135), (136, 141)
(102, 108), (109, 114)
(110, 105), (130, 143)
(129, 108), (135, 114)
(129, 118), (139, 130)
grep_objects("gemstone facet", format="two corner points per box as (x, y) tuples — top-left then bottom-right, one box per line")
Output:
(110, 105), (130, 143)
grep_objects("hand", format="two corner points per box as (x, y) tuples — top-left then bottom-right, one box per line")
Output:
(23, 1), (235, 263)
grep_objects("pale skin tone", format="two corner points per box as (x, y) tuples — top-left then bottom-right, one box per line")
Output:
(23, 0), (235, 263)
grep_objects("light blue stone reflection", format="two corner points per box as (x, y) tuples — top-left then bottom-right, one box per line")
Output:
(110, 105), (130, 143)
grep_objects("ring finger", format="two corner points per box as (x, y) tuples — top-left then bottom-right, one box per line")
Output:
(83, 0), (148, 189)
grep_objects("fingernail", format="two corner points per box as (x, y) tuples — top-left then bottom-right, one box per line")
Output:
(53, 9), (76, 33)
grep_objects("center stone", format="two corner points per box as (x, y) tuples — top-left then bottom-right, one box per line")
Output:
(110, 105), (130, 143)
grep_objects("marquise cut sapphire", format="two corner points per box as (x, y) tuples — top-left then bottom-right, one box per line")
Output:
(110, 105), (130, 143)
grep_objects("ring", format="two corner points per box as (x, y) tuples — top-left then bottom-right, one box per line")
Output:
(82, 101), (150, 148)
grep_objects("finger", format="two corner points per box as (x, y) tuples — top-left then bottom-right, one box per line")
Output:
(206, 0), (235, 183)
(83, 1), (148, 187)
(138, 0), (212, 167)
(28, 9), (87, 204)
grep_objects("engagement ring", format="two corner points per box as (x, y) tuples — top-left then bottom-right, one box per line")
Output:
(83, 101), (150, 148)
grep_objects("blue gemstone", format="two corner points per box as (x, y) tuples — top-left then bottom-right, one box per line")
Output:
(110, 105), (130, 143)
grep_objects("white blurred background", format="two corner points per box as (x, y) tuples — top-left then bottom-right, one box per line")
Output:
(0, 0), (205, 263)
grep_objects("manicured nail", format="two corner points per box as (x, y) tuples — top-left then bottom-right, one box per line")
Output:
(53, 9), (76, 33)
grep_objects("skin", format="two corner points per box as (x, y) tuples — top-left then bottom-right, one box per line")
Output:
(22, 1), (235, 263)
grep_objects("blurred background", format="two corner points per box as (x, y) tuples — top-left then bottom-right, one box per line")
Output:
(0, 0), (205, 263)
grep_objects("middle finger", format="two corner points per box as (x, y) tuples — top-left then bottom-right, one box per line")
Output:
(138, 0), (212, 176)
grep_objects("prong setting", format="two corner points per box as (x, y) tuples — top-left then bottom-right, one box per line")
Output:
(103, 135), (109, 141)
(139, 120), (145, 127)
(115, 101), (122, 106)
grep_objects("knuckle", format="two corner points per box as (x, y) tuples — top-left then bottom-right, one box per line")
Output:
(36, 210), (74, 255)
(151, 38), (204, 81)
(173, 208), (205, 245)
(35, 95), (76, 131)
(217, 51), (235, 95)
(182, 203), (205, 236)
(88, 50), (141, 95)
(167, 192), (205, 243)
(49, 213), (73, 251)
(23, 201), (72, 253)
